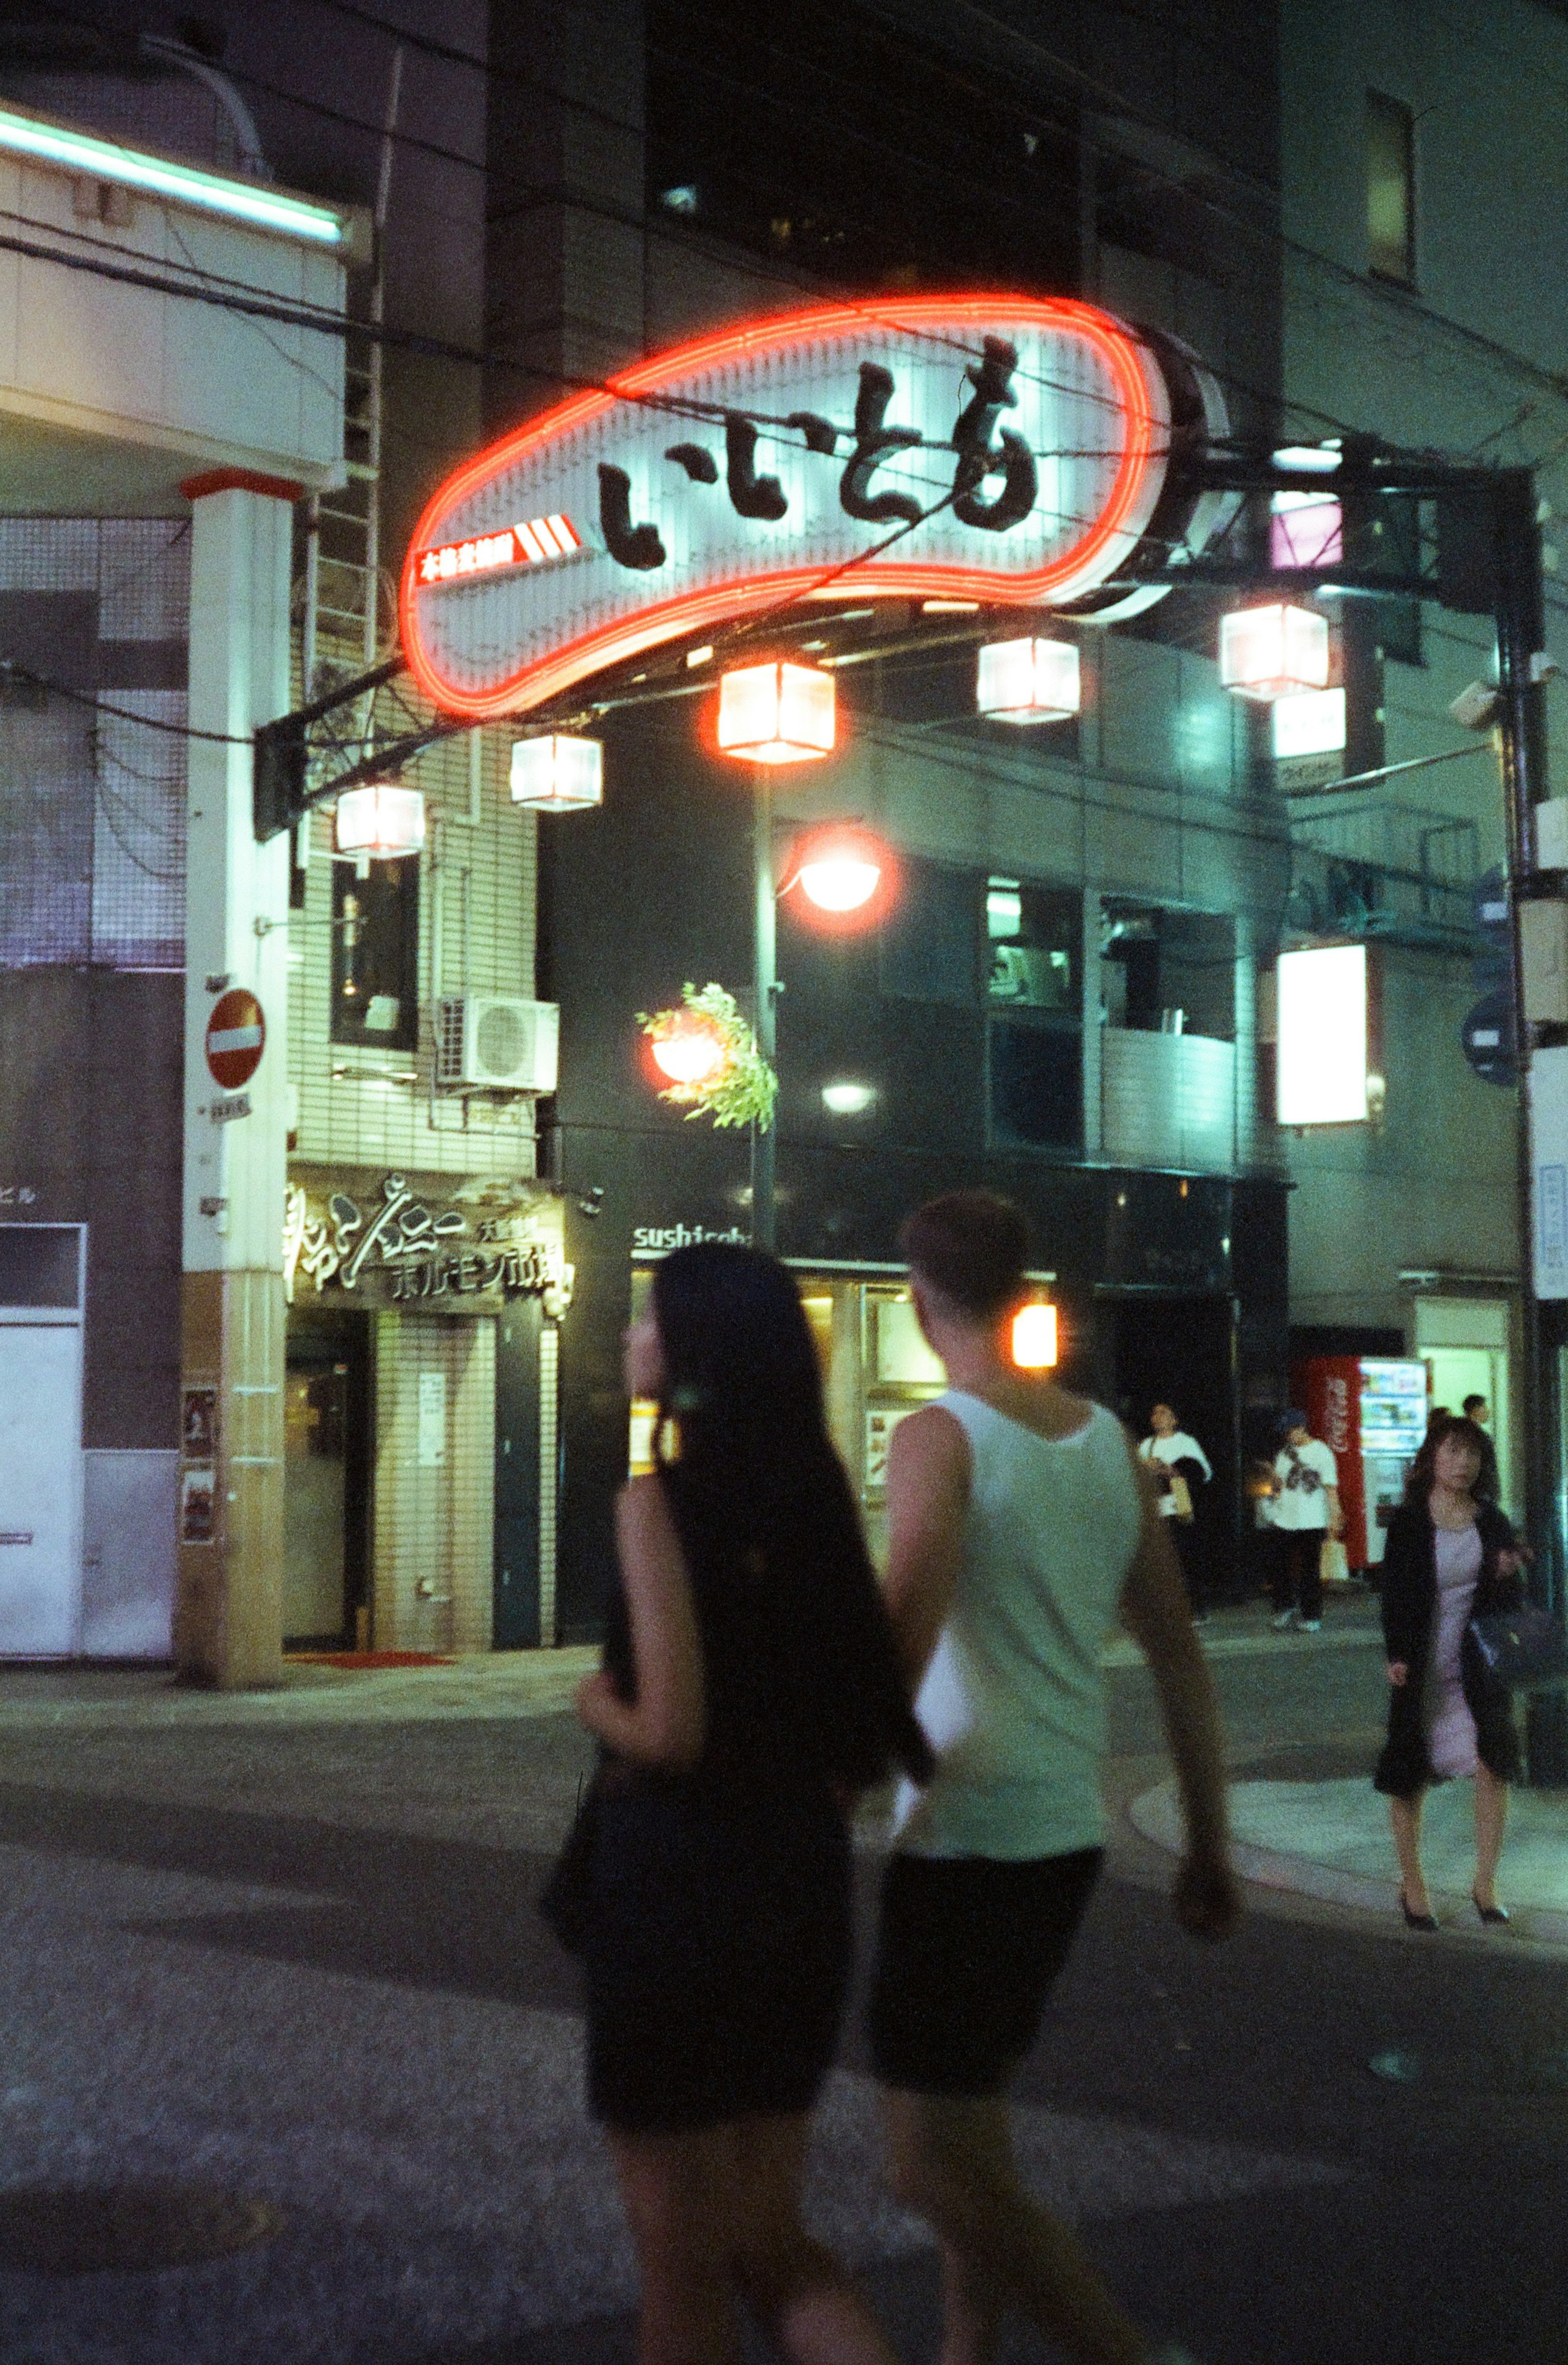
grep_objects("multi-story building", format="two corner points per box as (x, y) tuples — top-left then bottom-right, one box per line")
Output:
(0, 9), (570, 1672)
(487, 0), (1299, 1639)
(1276, 0), (1568, 1516)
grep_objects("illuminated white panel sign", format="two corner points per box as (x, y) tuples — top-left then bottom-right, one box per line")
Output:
(1277, 944), (1369, 1124)
(1272, 687), (1346, 759)
(401, 297), (1185, 721)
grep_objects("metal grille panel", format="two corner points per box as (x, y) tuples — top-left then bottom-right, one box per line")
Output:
(0, 521), (189, 970)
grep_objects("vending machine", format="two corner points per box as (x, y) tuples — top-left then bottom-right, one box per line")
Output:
(1292, 1356), (1428, 1573)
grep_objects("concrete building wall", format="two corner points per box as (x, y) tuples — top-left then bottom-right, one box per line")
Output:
(1278, 0), (1565, 1359)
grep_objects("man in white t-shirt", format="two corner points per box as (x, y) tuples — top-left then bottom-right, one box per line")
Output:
(1138, 1403), (1214, 1622)
(1267, 1412), (1341, 1632)
(869, 1191), (1240, 2365)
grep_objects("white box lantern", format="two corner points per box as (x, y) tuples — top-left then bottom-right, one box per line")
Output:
(977, 637), (1081, 723)
(1276, 943), (1369, 1123)
(510, 733), (604, 811)
(716, 661), (835, 763)
(334, 783), (426, 857)
(1219, 604), (1330, 701)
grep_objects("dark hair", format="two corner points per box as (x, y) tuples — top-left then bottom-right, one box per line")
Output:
(1461, 1393), (1487, 1415)
(899, 1189), (1031, 1319)
(1404, 1412), (1488, 1502)
(651, 1243), (932, 1788)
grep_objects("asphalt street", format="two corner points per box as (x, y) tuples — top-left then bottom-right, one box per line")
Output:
(0, 1604), (1565, 2365)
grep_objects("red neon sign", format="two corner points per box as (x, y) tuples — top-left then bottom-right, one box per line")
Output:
(401, 296), (1177, 723)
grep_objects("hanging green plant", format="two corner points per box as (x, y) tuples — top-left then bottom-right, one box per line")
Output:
(637, 982), (778, 1132)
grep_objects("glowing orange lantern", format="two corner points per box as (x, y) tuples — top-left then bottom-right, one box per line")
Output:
(1011, 1302), (1058, 1369)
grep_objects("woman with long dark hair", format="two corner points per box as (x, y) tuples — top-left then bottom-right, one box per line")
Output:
(556, 1242), (932, 2365)
(1374, 1412), (1526, 1929)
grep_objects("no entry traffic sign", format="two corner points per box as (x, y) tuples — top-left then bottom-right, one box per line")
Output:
(205, 989), (266, 1091)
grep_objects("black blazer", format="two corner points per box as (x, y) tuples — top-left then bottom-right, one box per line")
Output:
(1374, 1497), (1523, 1797)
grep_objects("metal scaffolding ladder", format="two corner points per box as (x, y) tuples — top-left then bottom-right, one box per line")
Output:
(299, 48), (402, 742)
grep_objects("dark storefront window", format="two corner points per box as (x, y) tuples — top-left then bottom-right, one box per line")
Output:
(985, 878), (1083, 1151)
(330, 857), (419, 1050)
(988, 1014), (1082, 1151)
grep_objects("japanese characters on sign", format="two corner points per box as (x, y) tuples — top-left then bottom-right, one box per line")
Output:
(283, 1176), (573, 1314)
(400, 297), (1187, 723)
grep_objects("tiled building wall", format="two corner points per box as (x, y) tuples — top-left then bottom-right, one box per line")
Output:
(286, 709), (539, 1181)
(370, 1307), (497, 1653)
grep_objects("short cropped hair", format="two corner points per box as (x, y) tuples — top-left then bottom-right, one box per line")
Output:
(899, 1190), (1031, 1319)
(1461, 1393), (1486, 1414)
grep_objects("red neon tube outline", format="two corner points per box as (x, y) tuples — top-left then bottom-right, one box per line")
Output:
(399, 295), (1163, 724)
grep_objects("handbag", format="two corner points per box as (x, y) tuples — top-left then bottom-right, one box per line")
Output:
(538, 1770), (602, 1955)
(1470, 1604), (1568, 1688)
(1167, 1470), (1194, 1523)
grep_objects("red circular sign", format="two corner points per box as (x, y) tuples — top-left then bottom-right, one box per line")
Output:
(205, 989), (266, 1090)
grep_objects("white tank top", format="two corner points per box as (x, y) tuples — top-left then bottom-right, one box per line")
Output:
(893, 1390), (1143, 1861)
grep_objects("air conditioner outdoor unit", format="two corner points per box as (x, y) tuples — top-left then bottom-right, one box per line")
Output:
(436, 995), (559, 1091)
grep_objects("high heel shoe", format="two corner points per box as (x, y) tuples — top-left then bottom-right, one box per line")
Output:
(1472, 1895), (1510, 1926)
(1400, 1889), (1438, 1931)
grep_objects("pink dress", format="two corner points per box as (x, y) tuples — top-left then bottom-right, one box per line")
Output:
(1426, 1523), (1483, 1779)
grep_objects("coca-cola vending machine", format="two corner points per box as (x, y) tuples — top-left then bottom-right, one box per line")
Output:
(1292, 1356), (1428, 1573)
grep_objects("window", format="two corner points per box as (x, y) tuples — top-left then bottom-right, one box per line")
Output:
(985, 878), (1080, 1013)
(330, 857), (419, 1049)
(1367, 93), (1414, 284)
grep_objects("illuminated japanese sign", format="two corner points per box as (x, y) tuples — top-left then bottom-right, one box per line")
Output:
(401, 297), (1200, 722)
(283, 1175), (573, 1312)
(412, 513), (586, 586)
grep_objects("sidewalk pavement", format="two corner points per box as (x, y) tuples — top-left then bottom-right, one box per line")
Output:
(4, 1593), (1565, 1950)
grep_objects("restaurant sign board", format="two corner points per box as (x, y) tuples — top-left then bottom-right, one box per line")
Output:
(401, 296), (1215, 722)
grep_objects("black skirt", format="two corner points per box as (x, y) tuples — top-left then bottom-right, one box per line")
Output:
(578, 1760), (852, 2133)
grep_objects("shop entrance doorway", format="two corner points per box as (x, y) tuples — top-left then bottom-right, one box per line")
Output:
(1099, 1288), (1240, 1601)
(284, 1311), (371, 1648)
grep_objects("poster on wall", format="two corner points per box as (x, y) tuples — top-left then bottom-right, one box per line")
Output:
(179, 1465), (216, 1544)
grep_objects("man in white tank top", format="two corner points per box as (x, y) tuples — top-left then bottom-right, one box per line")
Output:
(868, 1191), (1240, 2365)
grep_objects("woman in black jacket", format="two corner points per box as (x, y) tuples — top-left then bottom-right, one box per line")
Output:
(1374, 1413), (1526, 1929)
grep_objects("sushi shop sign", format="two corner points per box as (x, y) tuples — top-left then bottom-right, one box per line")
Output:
(399, 296), (1206, 721)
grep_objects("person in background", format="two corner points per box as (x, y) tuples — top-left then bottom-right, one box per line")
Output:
(869, 1190), (1240, 2365)
(560, 1241), (932, 2365)
(1138, 1403), (1214, 1624)
(1268, 1412), (1341, 1633)
(1461, 1394), (1501, 1503)
(1374, 1412), (1525, 1929)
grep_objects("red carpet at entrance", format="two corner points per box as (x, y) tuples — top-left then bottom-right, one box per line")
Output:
(286, 1652), (455, 1670)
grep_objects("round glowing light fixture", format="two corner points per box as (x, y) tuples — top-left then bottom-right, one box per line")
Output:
(1218, 604), (1330, 702)
(977, 637), (1081, 724)
(1011, 1302), (1059, 1370)
(510, 733), (604, 811)
(821, 1079), (878, 1116)
(334, 783), (426, 858)
(782, 823), (897, 932)
(649, 1015), (731, 1089)
(716, 660), (835, 764)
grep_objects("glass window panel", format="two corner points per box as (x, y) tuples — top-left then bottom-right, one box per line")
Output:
(330, 857), (419, 1049)
(1367, 92), (1414, 284)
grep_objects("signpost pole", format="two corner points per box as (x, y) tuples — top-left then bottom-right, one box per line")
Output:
(1494, 468), (1568, 1782)
(177, 474), (297, 1689)
(752, 781), (778, 1254)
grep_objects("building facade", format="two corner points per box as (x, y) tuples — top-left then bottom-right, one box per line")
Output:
(1277, 0), (1568, 1519)
(484, 0), (1298, 1639)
